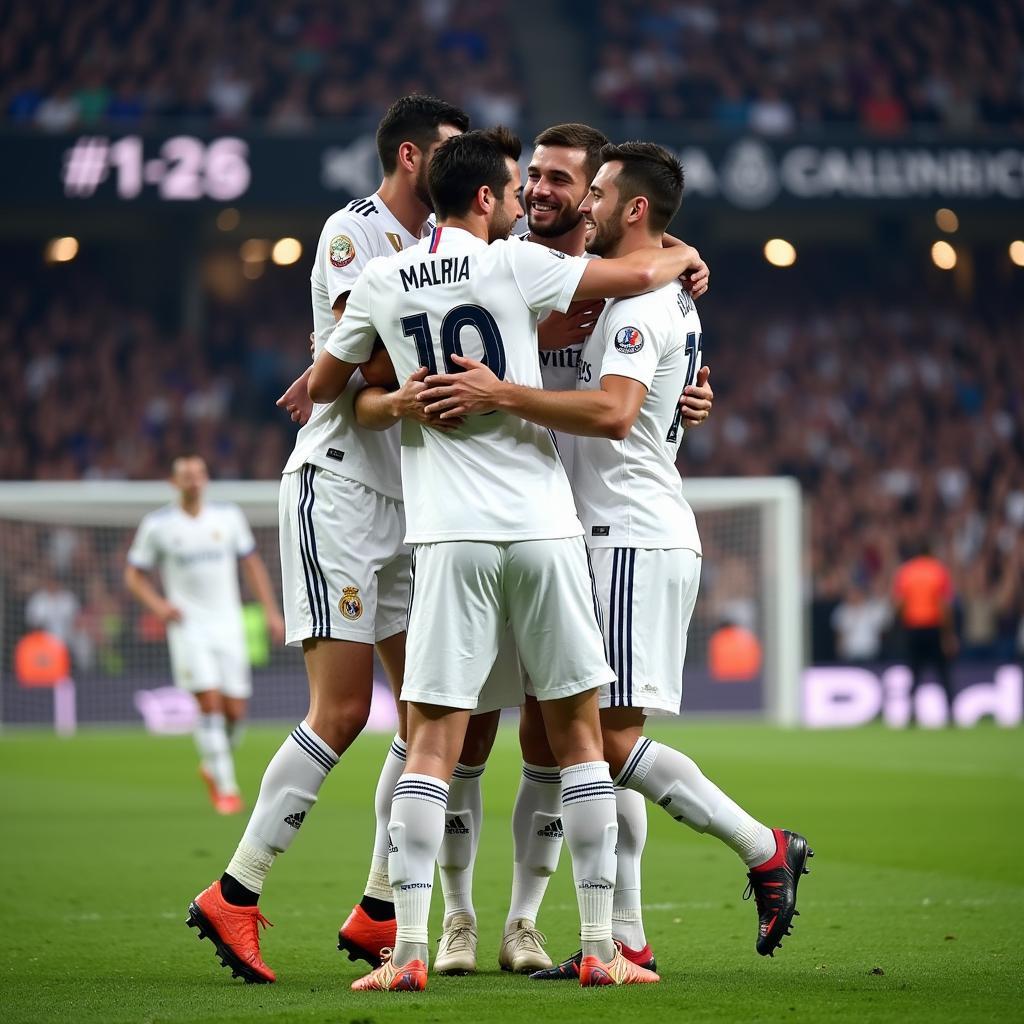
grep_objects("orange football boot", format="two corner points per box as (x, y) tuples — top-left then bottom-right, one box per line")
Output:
(213, 793), (244, 815)
(338, 904), (396, 967)
(186, 880), (275, 983)
(579, 944), (661, 986)
(350, 948), (427, 992)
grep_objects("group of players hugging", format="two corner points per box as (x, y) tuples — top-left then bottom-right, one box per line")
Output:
(131, 93), (811, 993)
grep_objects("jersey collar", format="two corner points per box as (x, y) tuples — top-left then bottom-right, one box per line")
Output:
(424, 225), (488, 252)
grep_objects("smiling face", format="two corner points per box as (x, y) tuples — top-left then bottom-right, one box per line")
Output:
(524, 145), (592, 238)
(487, 157), (524, 242)
(580, 160), (628, 258)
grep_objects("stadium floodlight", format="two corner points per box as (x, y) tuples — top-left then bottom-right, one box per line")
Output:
(271, 238), (303, 265)
(1010, 240), (1024, 267)
(45, 237), (79, 263)
(931, 240), (956, 270)
(763, 238), (796, 267)
(934, 208), (959, 232)
(0, 477), (804, 729)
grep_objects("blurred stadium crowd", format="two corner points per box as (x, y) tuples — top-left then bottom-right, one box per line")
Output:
(4, 266), (1023, 663)
(5, 0), (1024, 134)
(578, 0), (1024, 132)
(1, 0), (525, 131)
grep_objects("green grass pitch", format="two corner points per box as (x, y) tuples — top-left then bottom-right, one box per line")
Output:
(1, 721), (1021, 1023)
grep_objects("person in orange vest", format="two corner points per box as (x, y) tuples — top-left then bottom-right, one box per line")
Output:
(892, 539), (957, 720)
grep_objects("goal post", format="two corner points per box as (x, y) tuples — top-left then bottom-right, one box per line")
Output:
(0, 477), (804, 729)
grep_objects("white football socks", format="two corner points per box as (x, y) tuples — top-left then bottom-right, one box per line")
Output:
(389, 773), (449, 966)
(224, 720), (338, 894)
(195, 711), (238, 796)
(560, 761), (617, 964)
(612, 787), (648, 950)
(439, 761), (484, 924)
(506, 762), (563, 929)
(615, 738), (776, 867)
(363, 735), (406, 903)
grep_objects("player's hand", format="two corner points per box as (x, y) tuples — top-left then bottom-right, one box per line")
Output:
(276, 367), (314, 426)
(682, 252), (709, 298)
(391, 368), (464, 431)
(267, 611), (286, 646)
(158, 600), (183, 624)
(308, 331), (315, 358)
(420, 355), (501, 419)
(680, 365), (713, 426)
(538, 299), (605, 350)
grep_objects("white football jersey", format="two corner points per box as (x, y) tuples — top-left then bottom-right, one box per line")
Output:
(282, 193), (422, 499)
(573, 280), (703, 552)
(325, 225), (588, 543)
(515, 231), (595, 482)
(126, 502), (256, 633)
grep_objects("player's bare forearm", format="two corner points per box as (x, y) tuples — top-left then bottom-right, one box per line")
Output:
(421, 356), (633, 439)
(354, 386), (402, 430)
(574, 244), (705, 301)
(308, 349), (358, 403)
(124, 566), (180, 622)
(242, 554), (286, 644)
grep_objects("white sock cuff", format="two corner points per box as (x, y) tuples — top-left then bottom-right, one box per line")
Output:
(452, 761), (485, 780)
(613, 737), (658, 788)
(290, 721), (338, 778)
(522, 762), (561, 784)
(389, 734), (407, 760)
(393, 773), (449, 809)
(225, 841), (275, 894)
(561, 760), (615, 805)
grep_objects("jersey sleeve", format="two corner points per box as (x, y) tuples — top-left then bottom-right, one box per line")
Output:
(324, 263), (378, 364)
(596, 303), (661, 390)
(320, 212), (381, 307)
(508, 240), (588, 315)
(231, 506), (257, 558)
(126, 515), (160, 569)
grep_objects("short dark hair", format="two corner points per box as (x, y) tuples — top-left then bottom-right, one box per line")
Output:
(599, 141), (685, 233)
(534, 122), (610, 183)
(427, 127), (522, 220)
(376, 94), (470, 174)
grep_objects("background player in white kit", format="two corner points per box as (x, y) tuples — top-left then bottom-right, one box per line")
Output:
(421, 142), (813, 973)
(125, 455), (284, 815)
(186, 95), (469, 985)
(308, 127), (709, 991)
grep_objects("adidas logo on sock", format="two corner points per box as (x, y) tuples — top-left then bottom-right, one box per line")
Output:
(445, 814), (470, 835)
(388, 832), (398, 853)
(284, 810), (307, 830)
(537, 817), (564, 839)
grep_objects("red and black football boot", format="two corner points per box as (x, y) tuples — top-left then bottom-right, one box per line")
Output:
(529, 941), (656, 981)
(744, 828), (813, 956)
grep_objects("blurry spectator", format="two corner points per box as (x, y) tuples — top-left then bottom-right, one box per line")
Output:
(892, 540), (957, 718)
(34, 83), (79, 131)
(747, 86), (796, 135)
(831, 585), (890, 663)
(25, 573), (92, 668)
(860, 78), (907, 136)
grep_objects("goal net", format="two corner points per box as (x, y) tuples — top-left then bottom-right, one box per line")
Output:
(0, 478), (803, 730)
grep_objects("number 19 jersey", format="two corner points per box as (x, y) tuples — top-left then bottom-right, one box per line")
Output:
(324, 225), (588, 544)
(573, 280), (703, 553)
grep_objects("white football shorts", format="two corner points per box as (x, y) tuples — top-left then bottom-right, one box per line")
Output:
(403, 536), (614, 709)
(167, 621), (251, 699)
(279, 464), (409, 646)
(589, 546), (702, 716)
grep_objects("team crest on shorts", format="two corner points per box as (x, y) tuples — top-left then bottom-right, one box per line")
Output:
(329, 234), (356, 268)
(340, 586), (363, 620)
(614, 326), (644, 353)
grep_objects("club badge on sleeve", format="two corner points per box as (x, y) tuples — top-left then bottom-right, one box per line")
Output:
(329, 235), (356, 268)
(614, 326), (644, 354)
